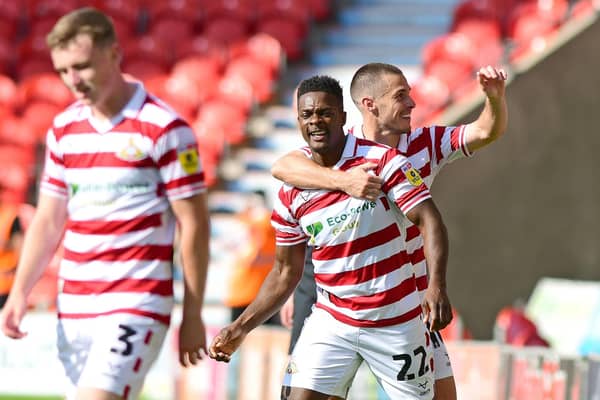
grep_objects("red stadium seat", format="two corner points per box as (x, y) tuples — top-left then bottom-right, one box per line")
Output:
(452, 19), (504, 67)
(255, 17), (304, 61)
(494, 306), (550, 347)
(505, 1), (567, 42)
(18, 73), (74, 109)
(0, 117), (38, 149)
(426, 59), (474, 95)
(215, 74), (255, 114)
(15, 57), (55, 82)
(410, 74), (451, 120)
(422, 33), (478, 74)
(224, 55), (274, 103)
(149, 16), (195, 45)
(199, 0), (254, 22)
(203, 15), (249, 46)
(92, 0), (141, 28)
(256, 0), (311, 37)
(122, 58), (168, 82)
(122, 34), (173, 72)
(0, 75), (19, 112)
(306, 0), (332, 22)
(21, 101), (62, 142)
(196, 99), (247, 145)
(17, 33), (51, 66)
(229, 33), (284, 77)
(25, 0), (81, 20)
(173, 34), (229, 64)
(0, 1), (21, 38)
(171, 55), (222, 101)
(145, 0), (203, 25)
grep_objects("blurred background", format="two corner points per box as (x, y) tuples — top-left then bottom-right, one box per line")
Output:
(0, 0), (599, 398)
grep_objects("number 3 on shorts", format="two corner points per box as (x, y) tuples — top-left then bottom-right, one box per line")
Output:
(110, 324), (137, 356)
(392, 345), (429, 381)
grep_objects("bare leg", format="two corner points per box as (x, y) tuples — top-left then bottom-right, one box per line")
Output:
(76, 387), (123, 400)
(433, 376), (457, 400)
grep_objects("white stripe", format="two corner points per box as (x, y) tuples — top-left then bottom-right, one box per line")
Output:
(60, 259), (173, 281)
(63, 224), (174, 253)
(57, 292), (173, 315)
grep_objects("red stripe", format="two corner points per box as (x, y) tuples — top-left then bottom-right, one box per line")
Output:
(58, 308), (171, 325)
(67, 213), (162, 235)
(396, 185), (429, 209)
(316, 303), (422, 328)
(407, 127), (433, 157)
(406, 225), (420, 241)
(144, 330), (153, 345)
(315, 252), (410, 286)
(156, 148), (178, 168)
(313, 223), (401, 260)
(49, 150), (63, 165)
(43, 175), (67, 189)
(62, 278), (173, 296)
(434, 126), (445, 164)
(416, 275), (428, 291)
(123, 385), (130, 399)
(165, 174), (205, 191)
(63, 244), (173, 262)
(450, 125), (461, 153)
(321, 276), (418, 310)
(399, 190), (430, 213)
(271, 210), (296, 228)
(63, 152), (155, 168)
(296, 191), (349, 217)
(133, 358), (142, 372)
(410, 247), (425, 265)
(418, 162), (432, 180)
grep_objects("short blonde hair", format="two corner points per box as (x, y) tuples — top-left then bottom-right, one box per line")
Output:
(46, 7), (116, 50)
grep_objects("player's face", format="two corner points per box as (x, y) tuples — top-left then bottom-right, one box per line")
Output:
(373, 72), (415, 134)
(297, 91), (347, 166)
(51, 33), (120, 106)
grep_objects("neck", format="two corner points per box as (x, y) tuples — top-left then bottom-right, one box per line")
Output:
(91, 78), (136, 121)
(361, 115), (401, 148)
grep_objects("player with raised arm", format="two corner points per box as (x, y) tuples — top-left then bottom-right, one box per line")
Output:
(274, 63), (508, 400)
(0, 8), (210, 400)
(209, 75), (452, 399)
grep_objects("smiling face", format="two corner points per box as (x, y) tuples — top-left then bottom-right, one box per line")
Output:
(297, 91), (347, 166)
(372, 72), (416, 135)
(50, 33), (120, 107)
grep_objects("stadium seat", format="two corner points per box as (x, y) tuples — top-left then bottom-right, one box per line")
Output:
(199, 0), (255, 23)
(255, 17), (305, 61)
(215, 74), (255, 114)
(0, 1), (21, 39)
(121, 34), (173, 73)
(145, 0), (203, 26)
(203, 15), (249, 47)
(256, 0), (311, 37)
(0, 117), (38, 149)
(306, 0), (332, 22)
(422, 33), (478, 74)
(21, 101), (62, 142)
(409, 74), (451, 125)
(224, 55), (274, 103)
(170, 55), (222, 103)
(195, 99), (247, 145)
(18, 72), (74, 109)
(122, 58), (168, 82)
(92, 0), (141, 28)
(173, 34), (229, 64)
(15, 57), (55, 83)
(25, 0), (80, 20)
(0, 74), (19, 112)
(148, 16), (195, 45)
(452, 19), (504, 67)
(229, 33), (284, 77)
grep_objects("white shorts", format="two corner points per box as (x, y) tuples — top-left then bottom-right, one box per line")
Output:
(431, 330), (454, 380)
(283, 307), (434, 399)
(56, 314), (168, 399)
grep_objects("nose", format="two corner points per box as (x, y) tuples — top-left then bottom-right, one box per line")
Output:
(64, 68), (82, 88)
(406, 95), (416, 109)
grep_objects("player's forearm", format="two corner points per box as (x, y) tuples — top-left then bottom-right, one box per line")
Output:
(466, 94), (508, 152)
(11, 214), (64, 297)
(419, 214), (449, 290)
(271, 151), (344, 190)
(234, 262), (302, 333)
(180, 216), (210, 318)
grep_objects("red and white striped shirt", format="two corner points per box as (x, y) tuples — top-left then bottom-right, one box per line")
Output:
(350, 125), (470, 298)
(41, 83), (206, 325)
(272, 134), (431, 327)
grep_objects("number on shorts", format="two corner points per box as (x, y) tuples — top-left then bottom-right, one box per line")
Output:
(110, 324), (137, 356)
(392, 345), (429, 381)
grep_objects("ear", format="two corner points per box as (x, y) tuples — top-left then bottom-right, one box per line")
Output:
(111, 42), (123, 64)
(361, 96), (376, 113)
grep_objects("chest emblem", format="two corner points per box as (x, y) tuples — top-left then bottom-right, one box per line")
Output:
(116, 137), (145, 161)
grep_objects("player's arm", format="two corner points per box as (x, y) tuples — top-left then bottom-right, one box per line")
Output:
(170, 192), (210, 366)
(405, 199), (451, 331)
(209, 242), (306, 362)
(1, 194), (67, 339)
(463, 66), (508, 153)
(271, 150), (383, 201)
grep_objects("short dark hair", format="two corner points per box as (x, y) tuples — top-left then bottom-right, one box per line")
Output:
(296, 75), (343, 106)
(350, 63), (404, 105)
(46, 7), (117, 50)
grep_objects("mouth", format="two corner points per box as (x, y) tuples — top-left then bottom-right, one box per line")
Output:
(309, 130), (327, 139)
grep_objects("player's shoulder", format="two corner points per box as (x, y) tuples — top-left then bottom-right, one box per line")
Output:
(137, 93), (186, 129)
(53, 100), (86, 129)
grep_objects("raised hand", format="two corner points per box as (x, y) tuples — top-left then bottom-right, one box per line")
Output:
(477, 65), (508, 100)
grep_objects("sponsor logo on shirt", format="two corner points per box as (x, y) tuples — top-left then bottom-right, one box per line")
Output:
(306, 222), (323, 245)
(116, 137), (145, 161)
(178, 145), (200, 174)
(400, 162), (424, 186)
